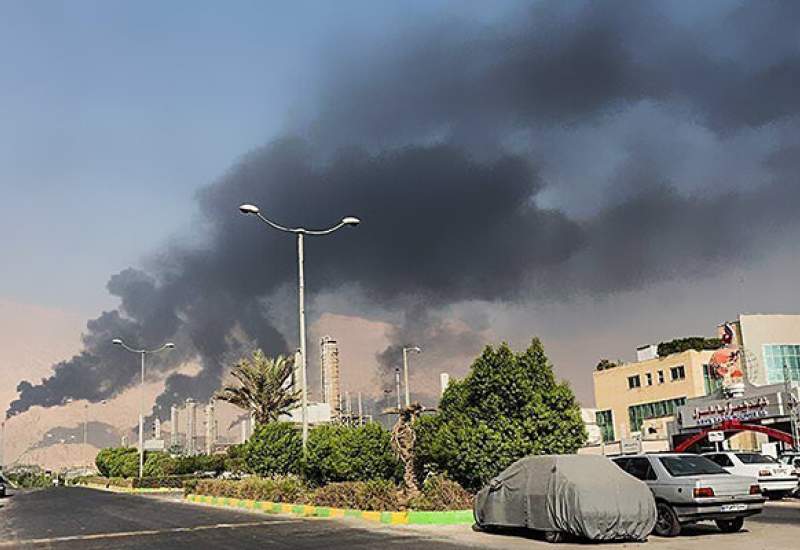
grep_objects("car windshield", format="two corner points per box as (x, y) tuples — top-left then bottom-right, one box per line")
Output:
(659, 455), (729, 477)
(736, 453), (776, 464)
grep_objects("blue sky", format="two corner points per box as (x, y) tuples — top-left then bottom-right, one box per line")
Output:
(0, 0), (515, 313)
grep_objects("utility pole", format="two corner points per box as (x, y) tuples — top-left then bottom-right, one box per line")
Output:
(784, 364), (800, 451)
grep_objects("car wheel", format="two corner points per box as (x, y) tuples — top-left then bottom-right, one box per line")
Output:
(654, 502), (681, 537)
(543, 531), (565, 543)
(766, 492), (787, 500)
(715, 517), (744, 533)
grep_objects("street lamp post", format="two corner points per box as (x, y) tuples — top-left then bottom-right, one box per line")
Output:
(112, 338), (174, 478)
(239, 203), (359, 449)
(402, 346), (422, 407)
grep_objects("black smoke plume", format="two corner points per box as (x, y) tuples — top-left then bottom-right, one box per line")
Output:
(8, 0), (800, 418)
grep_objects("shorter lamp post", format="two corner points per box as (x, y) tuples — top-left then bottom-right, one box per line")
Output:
(112, 338), (175, 478)
(402, 346), (422, 407)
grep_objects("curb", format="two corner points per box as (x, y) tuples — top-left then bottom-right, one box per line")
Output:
(184, 494), (474, 526)
(79, 483), (181, 494)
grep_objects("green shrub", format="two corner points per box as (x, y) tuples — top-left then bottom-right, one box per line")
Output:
(132, 475), (196, 489)
(170, 454), (225, 476)
(311, 480), (401, 511)
(6, 471), (51, 488)
(408, 475), (473, 511)
(657, 337), (723, 357)
(191, 476), (309, 503)
(224, 444), (247, 474)
(244, 422), (303, 477)
(414, 340), (587, 492)
(107, 477), (134, 488)
(302, 423), (400, 486)
(183, 478), (199, 495)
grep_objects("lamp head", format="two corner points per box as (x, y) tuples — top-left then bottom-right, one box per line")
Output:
(112, 338), (123, 346)
(411, 346), (422, 353)
(239, 204), (260, 215)
(164, 342), (176, 349)
(342, 216), (361, 227)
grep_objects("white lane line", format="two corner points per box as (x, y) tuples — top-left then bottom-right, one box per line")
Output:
(0, 519), (299, 547)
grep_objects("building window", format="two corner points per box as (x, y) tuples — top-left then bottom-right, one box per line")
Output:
(670, 365), (685, 381)
(763, 344), (800, 384)
(645, 373), (653, 386)
(628, 375), (641, 389)
(628, 397), (687, 432)
(658, 370), (664, 384)
(595, 410), (614, 442)
(703, 364), (722, 394)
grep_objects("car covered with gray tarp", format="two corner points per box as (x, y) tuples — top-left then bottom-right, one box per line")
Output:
(474, 454), (657, 542)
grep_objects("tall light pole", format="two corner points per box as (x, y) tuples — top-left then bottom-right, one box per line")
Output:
(402, 346), (422, 407)
(112, 338), (175, 478)
(239, 203), (359, 449)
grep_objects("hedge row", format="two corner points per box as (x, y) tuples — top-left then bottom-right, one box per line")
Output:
(188, 475), (473, 512)
(96, 448), (229, 479)
(76, 475), (198, 489)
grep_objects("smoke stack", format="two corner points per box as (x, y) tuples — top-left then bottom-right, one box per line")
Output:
(240, 418), (248, 444)
(320, 336), (341, 415)
(205, 401), (216, 454)
(170, 405), (179, 447)
(186, 399), (196, 454)
(440, 373), (450, 396)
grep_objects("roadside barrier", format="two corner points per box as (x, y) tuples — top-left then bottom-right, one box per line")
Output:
(80, 483), (180, 494)
(184, 493), (474, 526)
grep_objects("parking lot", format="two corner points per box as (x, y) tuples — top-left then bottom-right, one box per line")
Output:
(379, 499), (800, 549)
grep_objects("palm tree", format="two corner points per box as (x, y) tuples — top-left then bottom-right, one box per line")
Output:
(215, 350), (300, 425)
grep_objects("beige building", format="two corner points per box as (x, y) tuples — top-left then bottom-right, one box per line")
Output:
(593, 345), (716, 444)
(722, 314), (800, 386)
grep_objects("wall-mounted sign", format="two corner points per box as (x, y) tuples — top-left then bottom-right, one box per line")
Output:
(678, 392), (783, 429)
(621, 437), (642, 454)
(691, 396), (770, 426)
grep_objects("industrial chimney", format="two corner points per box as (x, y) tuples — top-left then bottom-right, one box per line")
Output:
(320, 336), (341, 416)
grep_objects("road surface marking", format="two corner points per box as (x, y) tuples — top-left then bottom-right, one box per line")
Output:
(0, 519), (299, 547)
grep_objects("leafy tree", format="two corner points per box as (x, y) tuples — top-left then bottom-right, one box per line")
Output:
(142, 451), (175, 477)
(302, 423), (401, 486)
(414, 339), (586, 492)
(95, 447), (139, 478)
(215, 350), (300, 424)
(244, 422), (303, 477)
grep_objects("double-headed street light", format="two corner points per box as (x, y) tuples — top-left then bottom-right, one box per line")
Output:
(239, 203), (359, 449)
(402, 346), (422, 407)
(112, 338), (175, 478)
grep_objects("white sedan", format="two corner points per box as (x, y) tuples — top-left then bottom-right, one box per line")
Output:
(703, 452), (798, 499)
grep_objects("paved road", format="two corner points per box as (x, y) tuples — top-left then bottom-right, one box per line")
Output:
(0, 488), (797, 549)
(0, 487), (464, 549)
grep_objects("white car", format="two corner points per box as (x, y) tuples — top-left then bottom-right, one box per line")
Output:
(703, 452), (798, 500)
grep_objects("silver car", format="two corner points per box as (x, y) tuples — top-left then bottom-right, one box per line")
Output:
(612, 453), (764, 537)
